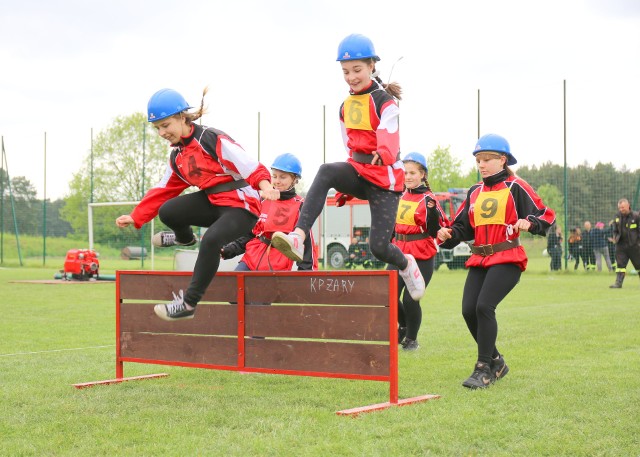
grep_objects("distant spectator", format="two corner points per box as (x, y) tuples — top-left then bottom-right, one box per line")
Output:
(547, 224), (563, 271)
(592, 221), (613, 272)
(605, 220), (617, 267)
(582, 221), (596, 271)
(568, 227), (583, 270)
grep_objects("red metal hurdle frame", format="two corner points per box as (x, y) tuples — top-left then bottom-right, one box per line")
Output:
(74, 270), (440, 416)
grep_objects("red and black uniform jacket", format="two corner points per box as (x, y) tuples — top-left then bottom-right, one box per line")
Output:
(443, 170), (555, 271)
(339, 80), (404, 192)
(130, 124), (270, 228)
(239, 190), (318, 271)
(393, 186), (450, 260)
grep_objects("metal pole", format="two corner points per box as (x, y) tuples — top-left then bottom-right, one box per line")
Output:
(321, 105), (327, 269)
(3, 147), (23, 266)
(0, 137), (4, 264)
(43, 132), (47, 265)
(88, 204), (94, 250)
(563, 80), (568, 270)
(90, 128), (94, 204)
(141, 123), (146, 268)
(477, 89), (481, 181)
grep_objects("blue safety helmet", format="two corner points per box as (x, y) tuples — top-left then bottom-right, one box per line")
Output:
(271, 153), (302, 178)
(147, 88), (192, 122)
(473, 133), (517, 165)
(403, 152), (428, 172)
(336, 34), (380, 62)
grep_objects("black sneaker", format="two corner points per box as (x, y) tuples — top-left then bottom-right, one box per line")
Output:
(491, 355), (509, 380)
(398, 327), (407, 344)
(152, 231), (196, 248)
(401, 338), (419, 351)
(462, 362), (495, 389)
(154, 290), (195, 321)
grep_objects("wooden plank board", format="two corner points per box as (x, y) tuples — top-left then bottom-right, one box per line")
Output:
(119, 273), (237, 302)
(120, 303), (238, 335)
(120, 332), (237, 366)
(244, 274), (390, 305)
(245, 305), (388, 341)
(244, 339), (388, 376)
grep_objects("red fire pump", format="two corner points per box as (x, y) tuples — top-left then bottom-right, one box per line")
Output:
(61, 249), (100, 280)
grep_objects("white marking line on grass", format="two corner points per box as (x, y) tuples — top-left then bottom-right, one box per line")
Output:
(0, 345), (114, 357)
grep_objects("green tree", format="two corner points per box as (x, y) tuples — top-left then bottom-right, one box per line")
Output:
(61, 113), (170, 242)
(427, 146), (476, 192)
(536, 183), (564, 231)
(0, 170), (39, 235)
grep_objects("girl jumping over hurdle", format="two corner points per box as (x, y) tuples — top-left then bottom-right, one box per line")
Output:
(270, 33), (426, 301)
(115, 87), (278, 321)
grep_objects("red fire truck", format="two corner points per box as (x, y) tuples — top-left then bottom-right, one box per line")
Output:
(311, 189), (471, 270)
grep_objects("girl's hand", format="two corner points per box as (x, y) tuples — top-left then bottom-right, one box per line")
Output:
(258, 180), (280, 201)
(370, 152), (383, 166)
(116, 215), (134, 228)
(259, 188), (280, 201)
(437, 227), (452, 242)
(512, 218), (532, 233)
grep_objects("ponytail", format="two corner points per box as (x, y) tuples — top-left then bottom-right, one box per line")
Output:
(183, 86), (208, 124)
(374, 73), (402, 100)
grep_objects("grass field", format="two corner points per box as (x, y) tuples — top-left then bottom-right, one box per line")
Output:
(1, 245), (639, 456)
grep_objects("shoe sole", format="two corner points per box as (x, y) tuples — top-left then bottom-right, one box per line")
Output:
(270, 235), (303, 262)
(494, 364), (509, 380)
(153, 305), (195, 321)
(462, 382), (491, 389)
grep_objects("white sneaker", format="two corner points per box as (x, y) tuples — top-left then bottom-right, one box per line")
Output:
(270, 232), (304, 262)
(154, 290), (195, 321)
(399, 254), (425, 301)
(152, 231), (196, 248)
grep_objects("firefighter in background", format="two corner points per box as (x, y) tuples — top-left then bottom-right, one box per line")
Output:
(344, 237), (365, 269)
(269, 33), (426, 302)
(609, 198), (640, 289)
(546, 224), (563, 271)
(438, 134), (555, 389)
(390, 152), (449, 351)
(116, 88), (279, 321)
(220, 153), (317, 272)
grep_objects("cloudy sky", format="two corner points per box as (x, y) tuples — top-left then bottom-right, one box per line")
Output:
(1, 0), (639, 200)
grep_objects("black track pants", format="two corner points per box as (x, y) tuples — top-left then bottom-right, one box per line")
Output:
(461, 264), (521, 364)
(295, 162), (407, 269)
(157, 191), (257, 306)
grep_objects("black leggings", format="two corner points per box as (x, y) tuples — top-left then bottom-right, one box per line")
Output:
(388, 257), (435, 340)
(461, 264), (521, 364)
(296, 162), (407, 269)
(158, 191), (257, 306)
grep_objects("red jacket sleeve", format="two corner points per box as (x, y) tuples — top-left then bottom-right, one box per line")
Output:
(129, 166), (189, 229)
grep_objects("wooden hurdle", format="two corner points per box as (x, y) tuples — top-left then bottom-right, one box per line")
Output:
(74, 270), (440, 416)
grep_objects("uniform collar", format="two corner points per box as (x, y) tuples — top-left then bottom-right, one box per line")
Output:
(350, 79), (380, 96)
(482, 169), (509, 187)
(278, 189), (297, 200)
(407, 185), (430, 194)
(172, 124), (196, 147)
